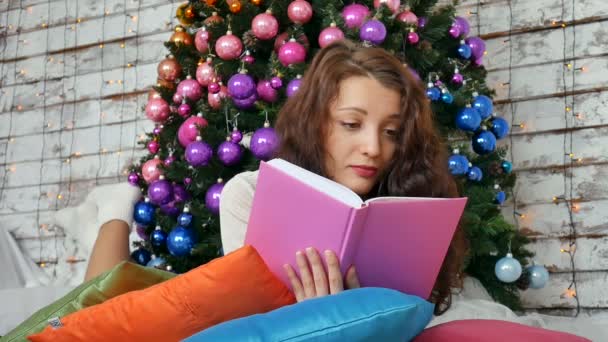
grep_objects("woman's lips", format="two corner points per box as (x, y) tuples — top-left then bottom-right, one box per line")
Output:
(350, 165), (378, 178)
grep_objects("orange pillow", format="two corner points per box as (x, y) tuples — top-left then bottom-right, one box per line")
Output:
(28, 245), (296, 342)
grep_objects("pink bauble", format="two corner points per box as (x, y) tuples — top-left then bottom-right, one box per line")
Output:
(397, 10), (418, 24)
(278, 40), (307, 66)
(407, 31), (419, 44)
(215, 32), (243, 60)
(177, 77), (203, 101)
(274, 32), (310, 53)
(172, 93), (183, 104)
(145, 98), (170, 123)
(341, 3), (370, 29)
(178, 115), (209, 147)
(318, 25), (345, 48)
(257, 80), (278, 103)
(196, 61), (216, 87)
(373, 0), (400, 14)
(178, 103), (191, 117)
(147, 140), (160, 154)
(142, 158), (163, 183)
(251, 11), (279, 40)
(287, 0), (313, 24)
(194, 28), (211, 53)
(208, 85), (228, 109)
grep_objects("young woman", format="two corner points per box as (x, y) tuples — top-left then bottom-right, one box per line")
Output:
(220, 40), (468, 315)
(83, 40), (466, 315)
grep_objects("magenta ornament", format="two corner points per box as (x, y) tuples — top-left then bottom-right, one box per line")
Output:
(172, 93), (183, 104)
(242, 54), (255, 64)
(407, 31), (419, 44)
(230, 128), (243, 143)
(152, 126), (162, 135)
(373, 0), (400, 14)
(449, 25), (461, 38)
(194, 27), (211, 54)
(227, 73), (256, 100)
(250, 126), (280, 160)
(215, 32), (243, 60)
(208, 84), (229, 109)
(218, 140), (243, 166)
(278, 39), (307, 66)
(252, 11), (279, 40)
(257, 79), (278, 103)
(147, 140), (160, 154)
(359, 19), (387, 45)
(287, 0), (313, 24)
(274, 32), (310, 53)
(128, 172), (139, 185)
(177, 102), (191, 117)
(145, 98), (170, 123)
(454, 16), (471, 37)
(270, 76), (283, 89)
(397, 10), (418, 25)
(141, 157), (163, 183)
(178, 114), (209, 147)
(177, 77), (202, 102)
(452, 72), (464, 85)
(208, 82), (220, 94)
(318, 25), (345, 48)
(164, 155), (175, 167)
(148, 178), (173, 205)
(185, 139), (213, 167)
(184, 177), (192, 185)
(195, 61), (216, 87)
(341, 4), (370, 29)
(205, 182), (224, 215)
(465, 36), (486, 59)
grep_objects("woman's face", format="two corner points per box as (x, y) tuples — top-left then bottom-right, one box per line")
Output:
(324, 76), (402, 196)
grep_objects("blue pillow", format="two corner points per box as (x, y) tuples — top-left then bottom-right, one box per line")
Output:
(184, 287), (434, 342)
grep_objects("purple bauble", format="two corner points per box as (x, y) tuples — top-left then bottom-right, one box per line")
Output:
(286, 78), (302, 98)
(148, 179), (174, 205)
(451, 73), (464, 85)
(173, 184), (190, 203)
(231, 129), (243, 143)
(128, 172), (139, 185)
(449, 25), (461, 38)
(160, 202), (180, 216)
(177, 102), (191, 117)
(418, 16), (427, 28)
(318, 25), (345, 48)
(465, 36), (486, 59)
(164, 155), (175, 166)
(233, 91), (258, 110)
(184, 177), (192, 185)
(152, 126), (162, 135)
(227, 73), (256, 100)
(257, 79), (278, 103)
(278, 40), (307, 66)
(136, 225), (149, 240)
(205, 182), (225, 215)
(250, 126), (280, 160)
(218, 140), (243, 166)
(341, 3), (370, 29)
(359, 19), (387, 45)
(454, 16), (470, 37)
(270, 76), (283, 89)
(185, 139), (213, 167)
(177, 77), (203, 102)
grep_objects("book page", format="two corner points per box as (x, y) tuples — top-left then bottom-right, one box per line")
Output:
(268, 159), (363, 207)
(364, 196), (450, 205)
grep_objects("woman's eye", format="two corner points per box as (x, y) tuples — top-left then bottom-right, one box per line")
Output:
(384, 129), (399, 138)
(341, 122), (360, 129)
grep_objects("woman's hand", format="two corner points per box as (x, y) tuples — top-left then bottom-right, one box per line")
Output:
(283, 247), (360, 302)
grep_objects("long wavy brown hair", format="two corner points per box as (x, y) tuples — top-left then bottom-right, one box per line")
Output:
(274, 40), (468, 315)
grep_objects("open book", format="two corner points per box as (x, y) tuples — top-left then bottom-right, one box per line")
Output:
(244, 159), (467, 299)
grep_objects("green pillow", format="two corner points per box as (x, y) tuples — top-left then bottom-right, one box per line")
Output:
(2, 261), (175, 341)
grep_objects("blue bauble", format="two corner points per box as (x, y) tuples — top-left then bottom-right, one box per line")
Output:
(456, 107), (482, 132)
(467, 166), (483, 181)
(150, 228), (168, 248)
(441, 92), (454, 104)
(457, 43), (472, 59)
(527, 265), (549, 289)
(167, 226), (196, 257)
(131, 248), (152, 266)
(146, 256), (167, 269)
(448, 154), (470, 175)
(501, 160), (513, 174)
(133, 201), (155, 226)
(473, 94), (493, 119)
(491, 117), (510, 139)
(495, 253), (522, 283)
(426, 87), (441, 101)
(495, 190), (506, 204)
(472, 130), (497, 155)
(178, 212), (193, 227)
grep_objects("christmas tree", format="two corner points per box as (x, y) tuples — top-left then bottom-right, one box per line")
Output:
(128, 0), (535, 310)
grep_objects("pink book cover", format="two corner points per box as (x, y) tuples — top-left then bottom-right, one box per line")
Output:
(244, 159), (467, 299)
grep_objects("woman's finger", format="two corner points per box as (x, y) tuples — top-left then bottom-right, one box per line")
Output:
(284, 263), (305, 302)
(345, 265), (361, 289)
(295, 250), (316, 299)
(324, 250), (344, 294)
(305, 247), (329, 297)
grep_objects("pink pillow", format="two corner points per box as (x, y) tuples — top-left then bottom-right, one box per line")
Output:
(414, 319), (590, 342)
